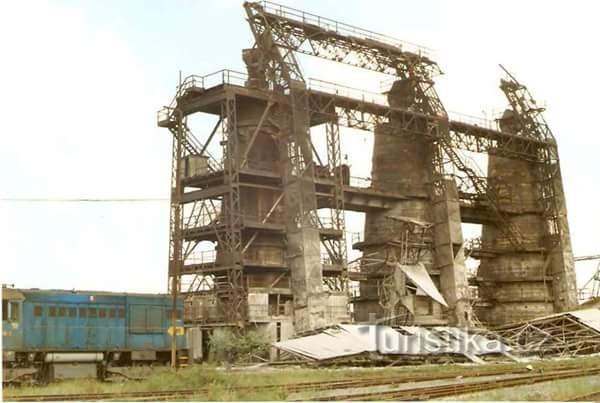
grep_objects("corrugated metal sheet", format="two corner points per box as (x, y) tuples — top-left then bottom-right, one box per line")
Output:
(273, 326), (364, 360)
(274, 324), (511, 362)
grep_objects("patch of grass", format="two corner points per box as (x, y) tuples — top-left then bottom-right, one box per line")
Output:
(4, 355), (600, 400)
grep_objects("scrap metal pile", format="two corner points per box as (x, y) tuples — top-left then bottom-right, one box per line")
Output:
(494, 308), (600, 357)
(274, 324), (519, 365)
(275, 308), (600, 364)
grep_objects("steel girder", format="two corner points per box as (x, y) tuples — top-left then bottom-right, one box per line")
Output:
(244, 2), (440, 78)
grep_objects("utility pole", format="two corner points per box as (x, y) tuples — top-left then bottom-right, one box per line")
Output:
(170, 72), (184, 369)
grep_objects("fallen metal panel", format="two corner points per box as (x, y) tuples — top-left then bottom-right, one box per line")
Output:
(273, 327), (365, 360)
(274, 324), (514, 363)
(430, 327), (513, 362)
(340, 324), (426, 355)
(396, 263), (448, 307)
(397, 326), (455, 355)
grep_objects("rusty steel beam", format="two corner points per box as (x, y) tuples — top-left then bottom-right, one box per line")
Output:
(244, 1), (439, 78)
(168, 78), (555, 162)
(307, 88), (550, 161)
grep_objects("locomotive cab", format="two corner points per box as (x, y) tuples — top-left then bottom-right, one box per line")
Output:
(2, 288), (24, 356)
(2, 287), (35, 383)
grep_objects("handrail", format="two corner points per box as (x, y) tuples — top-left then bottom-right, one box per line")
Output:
(184, 211), (287, 230)
(309, 78), (497, 130)
(448, 111), (497, 130)
(258, 1), (433, 58)
(186, 249), (217, 265)
(157, 106), (173, 124)
(349, 176), (372, 189)
(160, 70), (498, 137)
(350, 232), (363, 245)
(178, 69), (248, 93)
(308, 78), (388, 106)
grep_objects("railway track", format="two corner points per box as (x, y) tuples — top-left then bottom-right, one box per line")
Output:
(4, 363), (597, 401)
(316, 367), (600, 401)
(569, 390), (600, 401)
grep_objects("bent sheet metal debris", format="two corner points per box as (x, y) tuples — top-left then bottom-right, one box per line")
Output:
(274, 324), (517, 363)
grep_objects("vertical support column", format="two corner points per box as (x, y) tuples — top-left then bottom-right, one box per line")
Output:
(478, 152), (554, 325)
(430, 179), (472, 326)
(168, 109), (184, 368)
(218, 94), (246, 327)
(326, 120), (348, 291)
(240, 49), (293, 324)
(282, 81), (325, 333)
(358, 77), (471, 326)
(358, 126), (435, 323)
(547, 166), (578, 311)
(496, 73), (578, 320)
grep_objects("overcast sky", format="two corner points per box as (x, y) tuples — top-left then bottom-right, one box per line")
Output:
(1, 0), (599, 294)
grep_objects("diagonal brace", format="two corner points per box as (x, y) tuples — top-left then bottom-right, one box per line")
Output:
(241, 101), (274, 167)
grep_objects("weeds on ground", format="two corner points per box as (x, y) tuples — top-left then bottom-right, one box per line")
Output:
(4, 355), (600, 400)
(443, 373), (600, 401)
(208, 328), (270, 363)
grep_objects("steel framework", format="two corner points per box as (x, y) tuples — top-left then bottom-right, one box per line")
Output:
(576, 255), (600, 301)
(161, 90), (247, 326)
(496, 311), (600, 356)
(159, 1), (575, 330)
(243, 0), (530, 269)
(324, 120), (347, 291)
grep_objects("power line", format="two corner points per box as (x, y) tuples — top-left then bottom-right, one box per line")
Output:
(0, 198), (168, 202)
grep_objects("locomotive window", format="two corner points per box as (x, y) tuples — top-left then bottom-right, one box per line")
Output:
(118, 308), (125, 318)
(34, 305), (43, 317)
(68, 307), (76, 317)
(99, 309), (106, 318)
(79, 307), (87, 318)
(49, 307), (56, 317)
(88, 308), (97, 318)
(58, 307), (66, 317)
(109, 309), (116, 318)
(9, 302), (19, 321)
(2, 300), (6, 320)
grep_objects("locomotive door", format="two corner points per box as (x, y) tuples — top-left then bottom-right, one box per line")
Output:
(29, 303), (47, 349)
(73, 305), (88, 349)
(66, 306), (78, 349)
(85, 306), (98, 349)
(2, 292), (23, 350)
(53, 306), (69, 349)
(96, 306), (111, 349)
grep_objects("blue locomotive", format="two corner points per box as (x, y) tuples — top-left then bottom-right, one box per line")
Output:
(2, 287), (186, 383)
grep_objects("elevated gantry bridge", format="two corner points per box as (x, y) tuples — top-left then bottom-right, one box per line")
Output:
(158, 1), (576, 332)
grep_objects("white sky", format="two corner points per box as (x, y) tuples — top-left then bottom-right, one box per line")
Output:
(1, 0), (599, 293)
